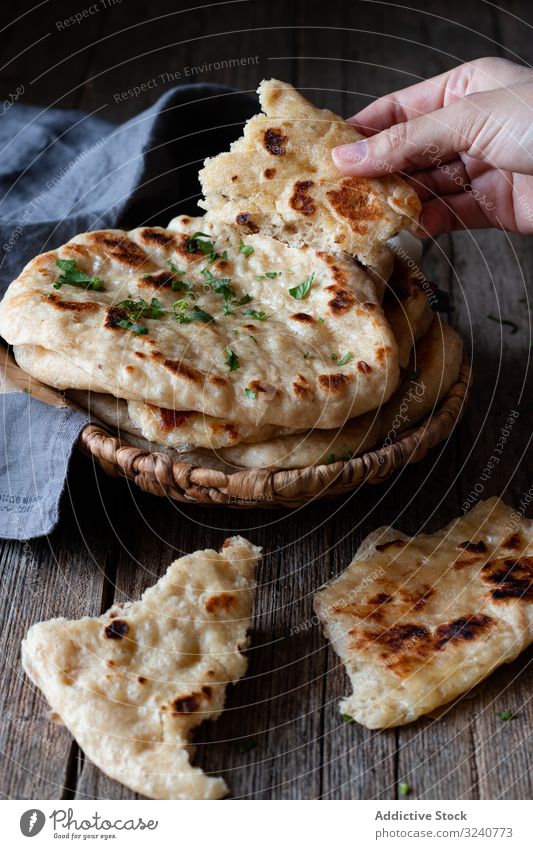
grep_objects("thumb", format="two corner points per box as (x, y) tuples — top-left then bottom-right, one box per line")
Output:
(332, 96), (486, 176)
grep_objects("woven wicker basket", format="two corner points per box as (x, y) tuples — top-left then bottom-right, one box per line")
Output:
(0, 344), (471, 508)
(75, 360), (472, 508)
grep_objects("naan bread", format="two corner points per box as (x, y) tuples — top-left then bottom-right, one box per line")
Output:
(22, 537), (261, 799)
(126, 400), (301, 450)
(217, 319), (462, 469)
(198, 79), (421, 266)
(0, 225), (399, 429)
(21, 311), (454, 469)
(19, 234), (424, 453)
(384, 261), (433, 368)
(121, 261), (428, 451)
(314, 499), (533, 729)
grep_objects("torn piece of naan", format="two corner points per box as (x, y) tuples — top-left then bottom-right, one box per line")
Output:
(0, 225), (399, 429)
(314, 498), (533, 729)
(22, 537), (260, 799)
(198, 79), (421, 266)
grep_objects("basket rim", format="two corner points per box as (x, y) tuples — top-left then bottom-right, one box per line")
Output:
(77, 357), (472, 506)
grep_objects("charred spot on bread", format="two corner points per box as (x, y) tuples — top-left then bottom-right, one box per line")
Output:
(326, 177), (382, 235)
(318, 373), (351, 394)
(205, 592), (237, 614)
(87, 232), (147, 267)
(172, 694), (199, 714)
(236, 212), (259, 233)
(357, 361), (372, 374)
(458, 540), (487, 554)
(44, 293), (99, 314)
(434, 614), (494, 649)
(374, 623), (430, 653)
(482, 556), (533, 601)
(375, 539), (406, 552)
(263, 127), (288, 155)
(327, 287), (355, 316)
(174, 232), (203, 259)
(104, 619), (129, 639)
(263, 168), (276, 179)
(290, 180), (316, 216)
(155, 354), (203, 383)
(156, 408), (194, 432)
(290, 312), (314, 323)
(104, 306), (129, 328)
(292, 375), (312, 398)
(503, 532), (522, 550)
(138, 228), (177, 248)
(139, 271), (176, 289)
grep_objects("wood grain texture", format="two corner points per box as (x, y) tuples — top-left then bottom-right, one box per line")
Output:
(1, 0), (532, 800)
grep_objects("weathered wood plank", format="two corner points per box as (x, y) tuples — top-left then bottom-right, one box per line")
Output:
(1, 0), (532, 803)
(0, 456), (117, 799)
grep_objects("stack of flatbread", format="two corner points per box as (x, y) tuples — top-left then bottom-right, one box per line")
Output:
(0, 79), (464, 470)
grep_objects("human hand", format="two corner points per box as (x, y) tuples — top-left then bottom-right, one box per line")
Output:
(332, 57), (533, 237)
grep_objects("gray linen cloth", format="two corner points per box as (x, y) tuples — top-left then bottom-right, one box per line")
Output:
(0, 84), (255, 538)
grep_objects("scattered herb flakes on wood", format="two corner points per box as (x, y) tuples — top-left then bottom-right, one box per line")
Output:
(487, 314), (519, 334)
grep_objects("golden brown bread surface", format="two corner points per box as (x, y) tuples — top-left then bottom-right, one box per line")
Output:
(314, 499), (533, 729)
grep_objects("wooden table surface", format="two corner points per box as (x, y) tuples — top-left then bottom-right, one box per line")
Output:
(1, 0), (532, 800)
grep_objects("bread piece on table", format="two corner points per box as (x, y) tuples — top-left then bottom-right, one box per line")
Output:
(314, 499), (533, 728)
(22, 537), (261, 799)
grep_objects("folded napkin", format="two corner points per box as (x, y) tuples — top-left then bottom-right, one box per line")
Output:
(0, 84), (256, 539)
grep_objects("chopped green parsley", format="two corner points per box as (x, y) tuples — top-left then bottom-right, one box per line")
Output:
(172, 299), (215, 324)
(239, 240), (254, 257)
(497, 710), (514, 721)
(289, 273), (314, 300)
(187, 231), (225, 263)
(243, 309), (271, 321)
(117, 297), (165, 320)
(225, 346), (240, 372)
(54, 258), (105, 291)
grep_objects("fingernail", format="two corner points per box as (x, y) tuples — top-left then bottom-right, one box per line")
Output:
(332, 140), (368, 166)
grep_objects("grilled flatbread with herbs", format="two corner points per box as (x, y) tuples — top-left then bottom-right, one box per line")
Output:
(198, 79), (421, 266)
(218, 319), (462, 469)
(15, 266), (432, 463)
(22, 537), (260, 800)
(314, 498), (533, 729)
(0, 225), (399, 430)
